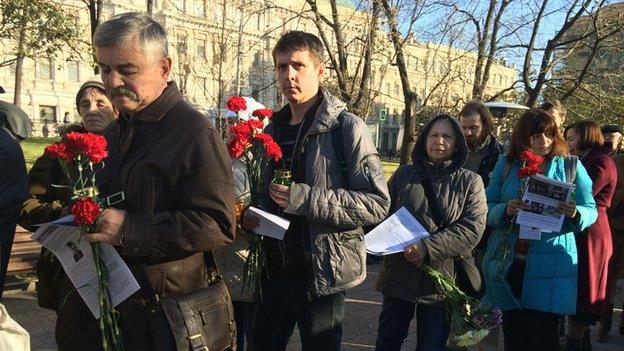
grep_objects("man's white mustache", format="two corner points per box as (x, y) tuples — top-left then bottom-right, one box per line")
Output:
(110, 87), (139, 102)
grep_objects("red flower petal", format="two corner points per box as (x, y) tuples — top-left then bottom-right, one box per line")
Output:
(227, 96), (247, 113)
(252, 108), (273, 120)
(72, 197), (101, 226)
(45, 143), (74, 162)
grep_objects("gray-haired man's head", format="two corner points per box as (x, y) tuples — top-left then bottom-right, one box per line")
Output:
(94, 12), (172, 115)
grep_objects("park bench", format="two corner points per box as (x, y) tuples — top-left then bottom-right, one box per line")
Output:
(7, 226), (40, 273)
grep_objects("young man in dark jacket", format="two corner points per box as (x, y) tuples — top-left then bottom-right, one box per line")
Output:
(243, 31), (390, 350)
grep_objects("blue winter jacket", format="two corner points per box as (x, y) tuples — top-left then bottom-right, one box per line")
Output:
(482, 154), (597, 315)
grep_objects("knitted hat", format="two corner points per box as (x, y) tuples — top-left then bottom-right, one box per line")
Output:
(601, 124), (623, 134)
(75, 75), (107, 111)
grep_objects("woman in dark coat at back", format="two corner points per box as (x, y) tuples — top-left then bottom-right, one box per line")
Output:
(565, 120), (617, 350)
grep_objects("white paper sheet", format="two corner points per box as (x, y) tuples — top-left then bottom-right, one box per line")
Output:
(516, 174), (575, 232)
(365, 207), (430, 256)
(247, 206), (290, 240)
(518, 225), (542, 240)
(31, 224), (140, 319)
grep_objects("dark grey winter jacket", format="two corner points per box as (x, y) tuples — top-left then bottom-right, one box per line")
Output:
(260, 87), (391, 297)
(375, 115), (487, 303)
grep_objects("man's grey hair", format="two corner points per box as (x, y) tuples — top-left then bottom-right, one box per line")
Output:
(93, 12), (168, 63)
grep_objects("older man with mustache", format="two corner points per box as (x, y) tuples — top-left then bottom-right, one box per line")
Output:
(74, 12), (236, 350)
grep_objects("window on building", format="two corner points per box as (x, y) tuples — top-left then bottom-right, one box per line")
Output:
(39, 105), (56, 122)
(174, 0), (185, 13)
(194, 0), (205, 16)
(213, 5), (222, 21)
(196, 39), (206, 60)
(198, 77), (208, 94)
(67, 61), (80, 82)
(386, 83), (391, 95)
(394, 83), (400, 96)
(38, 59), (54, 80)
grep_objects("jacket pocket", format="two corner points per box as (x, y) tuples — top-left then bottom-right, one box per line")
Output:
(326, 232), (364, 287)
(140, 173), (159, 215)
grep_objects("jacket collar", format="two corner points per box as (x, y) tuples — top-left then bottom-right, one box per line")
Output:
(123, 81), (183, 123)
(272, 86), (346, 135)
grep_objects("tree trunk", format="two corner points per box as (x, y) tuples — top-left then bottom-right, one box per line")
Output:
(89, 0), (103, 74)
(379, 0), (417, 164)
(13, 20), (27, 106)
(216, 0), (228, 139)
(147, 0), (154, 17)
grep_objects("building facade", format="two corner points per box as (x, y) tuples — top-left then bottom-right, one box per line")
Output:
(0, 0), (517, 143)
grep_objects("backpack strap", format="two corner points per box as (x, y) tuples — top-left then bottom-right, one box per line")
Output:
(331, 111), (348, 181)
(563, 155), (578, 183)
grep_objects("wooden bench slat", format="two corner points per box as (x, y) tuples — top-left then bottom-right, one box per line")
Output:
(8, 228), (40, 274)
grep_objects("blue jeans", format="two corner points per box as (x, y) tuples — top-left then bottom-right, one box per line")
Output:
(251, 278), (345, 351)
(375, 295), (450, 351)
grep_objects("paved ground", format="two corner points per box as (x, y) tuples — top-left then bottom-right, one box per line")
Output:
(3, 263), (624, 350)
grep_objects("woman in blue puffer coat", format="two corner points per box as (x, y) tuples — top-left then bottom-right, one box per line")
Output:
(482, 109), (597, 351)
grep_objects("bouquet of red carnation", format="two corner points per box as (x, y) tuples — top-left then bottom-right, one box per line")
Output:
(45, 132), (124, 351)
(517, 150), (543, 179)
(498, 149), (544, 273)
(226, 108), (281, 296)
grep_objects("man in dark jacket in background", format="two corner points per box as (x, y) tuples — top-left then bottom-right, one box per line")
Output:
(602, 124), (623, 156)
(459, 101), (503, 247)
(0, 100), (30, 299)
(459, 101), (504, 188)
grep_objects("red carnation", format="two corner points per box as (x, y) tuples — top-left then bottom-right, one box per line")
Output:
(72, 197), (101, 226)
(64, 132), (108, 164)
(255, 132), (273, 146)
(252, 108), (273, 121)
(230, 123), (252, 145)
(518, 164), (541, 179)
(45, 143), (74, 162)
(265, 141), (283, 162)
(248, 119), (264, 132)
(519, 150), (543, 167)
(227, 96), (247, 113)
(228, 139), (247, 159)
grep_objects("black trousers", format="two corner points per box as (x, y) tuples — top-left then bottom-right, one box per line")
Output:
(502, 309), (560, 351)
(252, 278), (345, 351)
(503, 261), (560, 351)
(0, 207), (20, 300)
